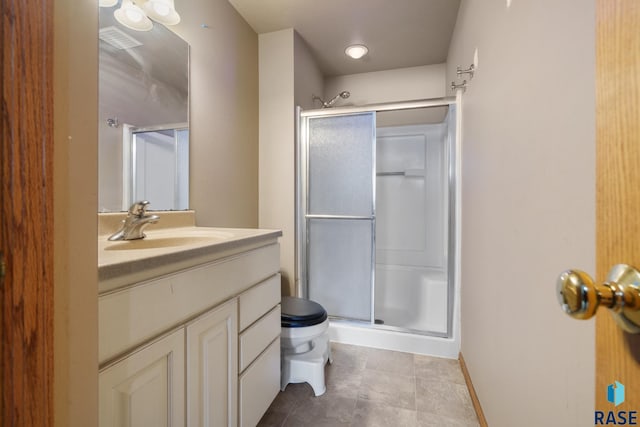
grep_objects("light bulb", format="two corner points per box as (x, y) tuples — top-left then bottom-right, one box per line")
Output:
(142, 0), (181, 25)
(152, 2), (171, 16)
(125, 8), (144, 22)
(114, 0), (153, 31)
(99, 0), (118, 7)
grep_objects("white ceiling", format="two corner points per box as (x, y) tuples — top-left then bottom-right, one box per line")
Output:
(228, 0), (461, 77)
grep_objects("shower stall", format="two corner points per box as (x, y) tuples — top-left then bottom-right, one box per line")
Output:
(296, 97), (460, 357)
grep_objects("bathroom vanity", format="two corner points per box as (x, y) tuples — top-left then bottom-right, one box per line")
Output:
(98, 213), (282, 427)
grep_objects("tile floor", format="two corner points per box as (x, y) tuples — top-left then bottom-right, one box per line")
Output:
(258, 343), (480, 427)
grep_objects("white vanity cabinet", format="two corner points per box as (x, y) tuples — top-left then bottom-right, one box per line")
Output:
(237, 276), (282, 427)
(98, 230), (282, 427)
(99, 328), (186, 426)
(187, 299), (238, 427)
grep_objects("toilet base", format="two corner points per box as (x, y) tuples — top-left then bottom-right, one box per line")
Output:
(281, 332), (332, 396)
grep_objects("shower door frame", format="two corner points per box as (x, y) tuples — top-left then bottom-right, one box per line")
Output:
(296, 96), (459, 338)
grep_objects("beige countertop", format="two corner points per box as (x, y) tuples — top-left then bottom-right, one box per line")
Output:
(98, 221), (282, 294)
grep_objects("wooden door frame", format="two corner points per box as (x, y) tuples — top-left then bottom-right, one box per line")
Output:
(595, 0), (640, 412)
(1, 0), (54, 425)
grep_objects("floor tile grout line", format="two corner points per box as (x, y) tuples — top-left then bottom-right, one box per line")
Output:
(279, 408), (292, 427)
(262, 343), (481, 427)
(347, 385), (360, 427)
(281, 384), (308, 427)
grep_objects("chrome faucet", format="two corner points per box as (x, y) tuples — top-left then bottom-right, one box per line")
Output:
(108, 200), (160, 241)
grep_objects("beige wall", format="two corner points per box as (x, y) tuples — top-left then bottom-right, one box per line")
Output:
(259, 29), (296, 295)
(324, 63), (446, 106)
(258, 29), (325, 296)
(54, 1), (99, 425)
(173, 0), (259, 228)
(294, 33), (324, 111)
(447, 0), (595, 426)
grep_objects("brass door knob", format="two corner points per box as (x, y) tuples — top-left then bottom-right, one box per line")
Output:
(557, 264), (640, 333)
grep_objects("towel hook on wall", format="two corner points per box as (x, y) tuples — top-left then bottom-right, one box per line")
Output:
(107, 117), (120, 128)
(457, 64), (475, 79)
(451, 80), (467, 92)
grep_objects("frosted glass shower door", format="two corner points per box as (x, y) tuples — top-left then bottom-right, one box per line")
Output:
(304, 113), (375, 321)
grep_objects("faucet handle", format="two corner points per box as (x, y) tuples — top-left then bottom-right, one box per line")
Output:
(128, 200), (151, 217)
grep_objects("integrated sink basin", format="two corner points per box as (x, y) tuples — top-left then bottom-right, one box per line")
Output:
(104, 232), (233, 251)
(98, 211), (282, 295)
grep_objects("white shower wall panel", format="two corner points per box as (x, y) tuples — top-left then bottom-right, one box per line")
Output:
(376, 123), (447, 269)
(375, 265), (447, 334)
(375, 121), (449, 333)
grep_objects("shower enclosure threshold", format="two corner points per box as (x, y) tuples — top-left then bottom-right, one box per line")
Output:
(329, 319), (459, 359)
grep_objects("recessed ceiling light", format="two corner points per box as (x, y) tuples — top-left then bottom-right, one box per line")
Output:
(345, 44), (368, 59)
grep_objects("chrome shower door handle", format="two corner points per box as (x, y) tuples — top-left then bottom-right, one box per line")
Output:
(557, 264), (640, 333)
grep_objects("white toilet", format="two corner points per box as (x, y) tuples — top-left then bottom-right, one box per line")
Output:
(280, 296), (332, 396)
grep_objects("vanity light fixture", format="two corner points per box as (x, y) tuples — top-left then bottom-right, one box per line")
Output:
(142, 0), (181, 25)
(103, 0), (182, 31)
(345, 44), (369, 59)
(114, 0), (153, 31)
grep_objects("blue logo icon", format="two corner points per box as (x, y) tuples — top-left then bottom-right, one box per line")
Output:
(608, 381), (626, 407)
(595, 381), (636, 424)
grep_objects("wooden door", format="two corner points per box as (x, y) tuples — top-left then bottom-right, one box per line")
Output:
(1, 0), (54, 425)
(596, 0), (640, 415)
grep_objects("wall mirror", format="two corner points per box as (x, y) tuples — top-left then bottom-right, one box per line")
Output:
(98, 4), (189, 212)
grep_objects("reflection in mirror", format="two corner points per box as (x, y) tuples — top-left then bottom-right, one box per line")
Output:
(123, 124), (189, 211)
(98, 4), (189, 212)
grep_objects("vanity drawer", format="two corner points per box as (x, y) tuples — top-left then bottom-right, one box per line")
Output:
(239, 305), (281, 372)
(238, 338), (280, 427)
(238, 274), (281, 332)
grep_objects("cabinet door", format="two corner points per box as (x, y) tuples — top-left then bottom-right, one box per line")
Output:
(187, 299), (238, 427)
(99, 329), (185, 427)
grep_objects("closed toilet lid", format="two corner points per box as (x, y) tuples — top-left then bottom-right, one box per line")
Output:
(281, 296), (328, 328)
